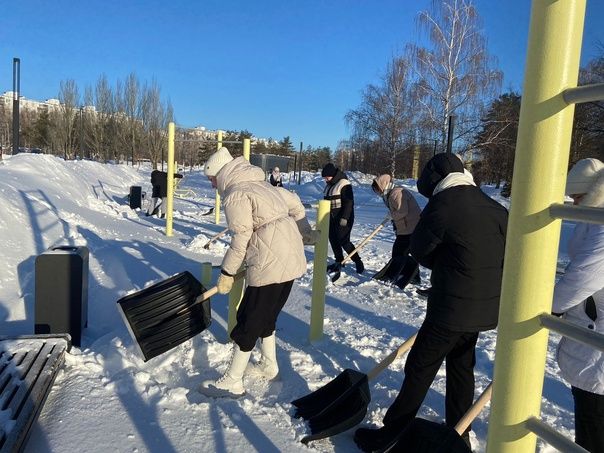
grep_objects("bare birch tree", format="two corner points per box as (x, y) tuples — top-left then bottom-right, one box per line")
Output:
(411, 0), (502, 150)
(54, 79), (80, 159)
(346, 56), (415, 176)
(123, 73), (141, 165)
(84, 75), (113, 162)
(141, 80), (172, 169)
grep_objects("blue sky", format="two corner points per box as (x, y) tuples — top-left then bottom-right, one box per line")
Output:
(1, 1), (602, 152)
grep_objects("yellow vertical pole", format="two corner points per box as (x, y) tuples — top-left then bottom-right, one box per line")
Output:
(227, 268), (245, 336)
(226, 141), (250, 335)
(214, 130), (223, 225)
(243, 138), (250, 161)
(412, 144), (420, 180)
(309, 200), (330, 342)
(486, 2), (586, 452)
(201, 262), (212, 289)
(166, 122), (175, 237)
(221, 137), (250, 335)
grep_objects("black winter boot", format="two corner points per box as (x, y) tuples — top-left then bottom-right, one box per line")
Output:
(326, 262), (342, 273)
(354, 257), (365, 274)
(354, 425), (402, 452)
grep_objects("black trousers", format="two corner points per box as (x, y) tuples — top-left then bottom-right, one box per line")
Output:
(328, 216), (361, 263)
(230, 280), (294, 352)
(572, 386), (604, 453)
(386, 234), (419, 282)
(383, 321), (479, 433)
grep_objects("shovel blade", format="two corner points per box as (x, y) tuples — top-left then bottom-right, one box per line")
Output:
(117, 272), (212, 361)
(292, 369), (367, 420)
(393, 418), (472, 453)
(302, 381), (371, 443)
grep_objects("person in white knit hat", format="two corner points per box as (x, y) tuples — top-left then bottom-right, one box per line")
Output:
(552, 157), (604, 452)
(200, 147), (319, 398)
(269, 166), (283, 187)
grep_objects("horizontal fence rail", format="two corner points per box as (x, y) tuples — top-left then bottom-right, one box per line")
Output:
(540, 313), (604, 351)
(525, 417), (588, 453)
(562, 83), (604, 105)
(550, 203), (604, 224)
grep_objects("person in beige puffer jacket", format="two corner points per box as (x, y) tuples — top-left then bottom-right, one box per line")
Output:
(371, 174), (422, 289)
(199, 147), (319, 398)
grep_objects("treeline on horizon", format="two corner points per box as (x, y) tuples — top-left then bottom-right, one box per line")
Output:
(0, 73), (334, 172)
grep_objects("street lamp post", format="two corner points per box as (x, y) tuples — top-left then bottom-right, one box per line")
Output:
(12, 58), (20, 155)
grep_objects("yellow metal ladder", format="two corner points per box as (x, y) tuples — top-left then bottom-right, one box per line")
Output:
(486, 1), (604, 452)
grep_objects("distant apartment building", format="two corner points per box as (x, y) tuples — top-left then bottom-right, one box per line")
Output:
(0, 91), (275, 148)
(0, 91), (62, 116)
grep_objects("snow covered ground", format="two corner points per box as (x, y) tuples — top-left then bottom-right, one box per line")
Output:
(0, 153), (575, 452)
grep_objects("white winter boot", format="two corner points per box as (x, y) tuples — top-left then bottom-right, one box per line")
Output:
(199, 345), (252, 398)
(247, 333), (279, 380)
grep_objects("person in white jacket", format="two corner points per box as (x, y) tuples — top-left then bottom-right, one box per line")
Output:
(552, 157), (604, 452)
(199, 147), (319, 398)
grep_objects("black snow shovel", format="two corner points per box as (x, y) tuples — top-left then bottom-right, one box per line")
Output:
(292, 332), (418, 443)
(117, 270), (245, 361)
(390, 382), (493, 453)
(329, 215), (391, 283)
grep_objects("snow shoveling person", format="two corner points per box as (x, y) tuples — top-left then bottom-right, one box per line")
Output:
(354, 153), (508, 452)
(371, 173), (422, 290)
(269, 166), (283, 187)
(321, 162), (365, 275)
(146, 169), (183, 218)
(552, 158), (604, 453)
(199, 147), (319, 398)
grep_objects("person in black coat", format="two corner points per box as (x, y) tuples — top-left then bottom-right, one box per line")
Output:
(322, 163), (364, 274)
(147, 170), (183, 217)
(354, 153), (508, 452)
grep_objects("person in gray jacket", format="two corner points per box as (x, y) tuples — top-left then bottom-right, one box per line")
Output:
(372, 174), (422, 289)
(552, 158), (604, 452)
(199, 147), (319, 398)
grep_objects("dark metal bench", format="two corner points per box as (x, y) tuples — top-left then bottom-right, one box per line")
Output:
(0, 334), (71, 453)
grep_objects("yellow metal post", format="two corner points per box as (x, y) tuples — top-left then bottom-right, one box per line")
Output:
(166, 122), (175, 236)
(243, 138), (250, 161)
(227, 268), (245, 336)
(487, 2), (586, 452)
(201, 262), (212, 289)
(214, 130), (223, 225)
(309, 200), (330, 342)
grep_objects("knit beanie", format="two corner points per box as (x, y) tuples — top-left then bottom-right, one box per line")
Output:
(204, 147), (233, 177)
(565, 158), (604, 196)
(321, 163), (337, 177)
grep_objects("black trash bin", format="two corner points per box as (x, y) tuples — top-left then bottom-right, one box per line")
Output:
(129, 186), (142, 209)
(35, 246), (89, 347)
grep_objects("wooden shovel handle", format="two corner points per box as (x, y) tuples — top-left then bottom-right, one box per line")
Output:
(185, 270), (246, 311)
(367, 332), (418, 381)
(203, 227), (230, 249)
(454, 382), (493, 434)
(340, 215), (391, 265)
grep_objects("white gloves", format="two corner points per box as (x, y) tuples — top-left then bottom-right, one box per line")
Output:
(339, 218), (348, 227)
(216, 273), (234, 294)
